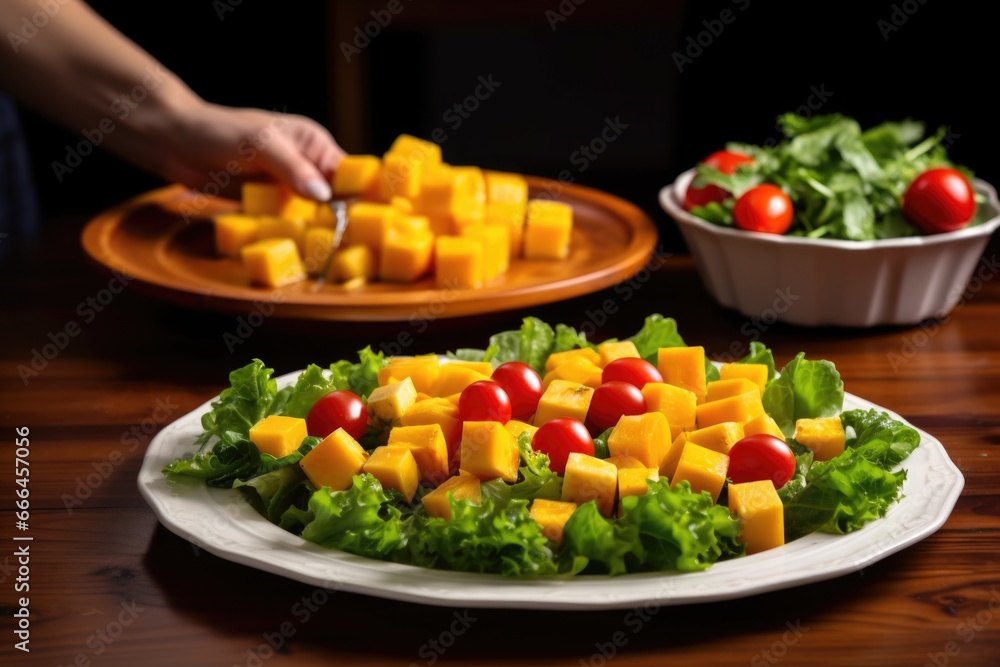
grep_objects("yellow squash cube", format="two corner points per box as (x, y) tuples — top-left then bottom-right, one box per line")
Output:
(241, 238), (306, 287)
(242, 182), (317, 221)
(380, 228), (434, 283)
(695, 391), (764, 429)
(379, 355), (440, 394)
(458, 421), (519, 482)
(529, 498), (577, 545)
(485, 201), (526, 259)
(719, 363), (769, 395)
(418, 166), (473, 235)
(248, 415), (307, 459)
(542, 358), (604, 390)
(421, 471), (481, 520)
(671, 443), (729, 503)
(328, 244), (377, 283)
(214, 214), (260, 259)
(561, 453), (617, 517)
(390, 213), (430, 236)
(400, 397), (462, 453)
(743, 413), (786, 441)
(794, 417), (846, 462)
(641, 382), (697, 440)
(686, 421), (745, 454)
(728, 480), (784, 555)
(366, 377), (417, 427)
(505, 419), (538, 442)
(386, 423), (450, 486)
(378, 153), (424, 201)
(461, 224), (510, 281)
(332, 155), (381, 197)
(545, 347), (602, 372)
(258, 215), (307, 254)
(298, 427), (369, 491)
(346, 202), (398, 251)
(431, 364), (492, 397)
(387, 134), (442, 169)
(449, 166), (487, 228)
(435, 236), (484, 289)
(617, 467), (659, 515)
(604, 454), (646, 470)
(485, 171), (528, 206)
(706, 378), (761, 402)
(597, 341), (640, 367)
(303, 226), (336, 276)
(659, 432), (690, 481)
(657, 346), (707, 404)
(363, 446), (420, 502)
(523, 200), (573, 260)
(533, 380), (594, 426)
(607, 411), (671, 469)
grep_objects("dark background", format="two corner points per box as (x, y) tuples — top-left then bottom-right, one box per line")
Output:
(14, 0), (998, 253)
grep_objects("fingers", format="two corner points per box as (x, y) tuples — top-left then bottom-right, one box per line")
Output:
(254, 132), (333, 201)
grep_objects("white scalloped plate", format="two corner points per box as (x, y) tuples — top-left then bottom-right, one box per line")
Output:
(138, 370), (964, 610)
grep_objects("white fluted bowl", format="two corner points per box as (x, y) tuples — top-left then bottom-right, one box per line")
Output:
(660, 170), (1000, 327)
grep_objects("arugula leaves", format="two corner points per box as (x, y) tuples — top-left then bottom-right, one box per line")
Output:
(690, 113), (975, 240)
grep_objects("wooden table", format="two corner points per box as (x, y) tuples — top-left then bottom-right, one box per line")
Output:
(2, 214), (999, 667)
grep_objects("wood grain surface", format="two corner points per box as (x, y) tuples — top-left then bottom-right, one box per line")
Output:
(1, 214), (998, 667)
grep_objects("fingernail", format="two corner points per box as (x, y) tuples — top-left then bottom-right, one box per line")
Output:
(304, 178), (332, 202)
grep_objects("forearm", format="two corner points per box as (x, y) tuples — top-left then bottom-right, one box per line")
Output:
(0, 0), (201, 166)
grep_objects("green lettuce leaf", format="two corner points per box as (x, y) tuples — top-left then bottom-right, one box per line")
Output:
(163, 439), (261, 488)
(235, 464), (314, 524)
(328, 346), (387, 399)
(257, 436), (321, 474)
(195, 359), (278, 448)
(592, 427), (613, 459)
(298, 473), (404, 559)
(841, 408), (921, 469)
(763, 352), (844, 437)
(559, 502), (641, 575)
(281, 365), (339, 418)
(627, 314), (685, 363)
(510, 432), (562, 501)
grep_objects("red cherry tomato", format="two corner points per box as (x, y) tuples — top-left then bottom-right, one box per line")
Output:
(602, 357), (663, 389)
(490, 361), (543, 421)
(727, 434), (796, 489)
(531, 417), (594, 475)
(459, 381), (512, 424)
(902, 167), (977, 234)
(733, 184), (794, 235)
(586, 381), (647, 434)
(684, 150), (755, 210)
(306, 390), (367, 441)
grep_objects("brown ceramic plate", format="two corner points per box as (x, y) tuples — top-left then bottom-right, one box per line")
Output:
(81, 178), (658, 322)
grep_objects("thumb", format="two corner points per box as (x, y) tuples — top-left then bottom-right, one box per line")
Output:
(254, 134), (332, 201)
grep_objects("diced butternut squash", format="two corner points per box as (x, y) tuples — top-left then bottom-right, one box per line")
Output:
(422, 471), (481, 520)
(533, 380), (594, 426)
(214, 214), (260, 259)
(242, 182), (317, 221)
(658, 432), (689, 481)
(380, 228), (434, 283)
(695, 391), (764, 429)
(248, 415), (307, 459)
(258, 216), (307, 253)
(743, 413), (786, 441)
(400, 397), (462, 459)
(387, 134), (442, 169)
(529, 498), (577, 545)
(461, 224), (509, 281)
(686, 421), (745, 454)
(728, 480), (784, 555)
(607, 412), (671, 469)
(505, 419), (538, 442)
(386, 423), (450, 486)
(794, 417), (845, 462)
(431, 364), (492, 397)
(706, 378), (761, 402)
(485, 171), (528, 207)
(390, 213), (430, 236)
(657, 346), (707, 404)
(561, 453), (617, 517)
(332, 155), (381, 197)
(303, 226), (336, 276)
(450, 166), (487, 228)
(617, 467), (658, 515)
(390, 197), (416, 215)
(597, 341), (640, 367)
(458, 421), (519, 482)
(378, 153), (423, 201)
(542, 358), (604, 390)
(523, 200), (572, 260)
(362, 446), (420, 502)
(379, 355), (440, 394)
(485, 201), (526, 259)
(367, 377), (417, 427)
(719, 362), (769, 395)
(298, 427), (369, 491)
(604, 454), (646, 470)
(435, 236), (484, 289)
(545, 348), (601, 372)
(641, 382), (697, 441)
(671, 443), (729, 503)
(329, 244), (376, 283)
(448, 360), (494, 376)
(241, 238), (306, 287)
(346, 202), (398, 251)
